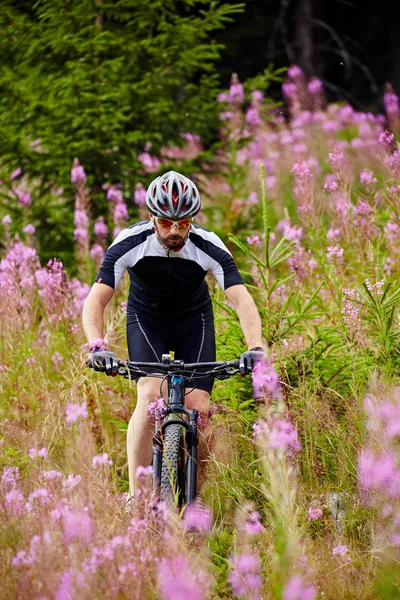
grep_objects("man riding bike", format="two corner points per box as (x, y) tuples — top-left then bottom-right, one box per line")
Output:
(82, 170), (266, 503)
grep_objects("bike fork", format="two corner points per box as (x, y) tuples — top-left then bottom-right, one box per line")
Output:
(152, 409), (162, 496)
(186, 408), (199, 504)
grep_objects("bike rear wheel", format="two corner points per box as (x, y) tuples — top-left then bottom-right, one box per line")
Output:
(160, 423), (186, 508)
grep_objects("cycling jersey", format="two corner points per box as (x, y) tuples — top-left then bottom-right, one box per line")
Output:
(95, 220), (243, 317)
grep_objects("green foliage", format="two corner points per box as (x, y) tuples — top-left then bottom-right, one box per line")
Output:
(0, 0), (244, 189)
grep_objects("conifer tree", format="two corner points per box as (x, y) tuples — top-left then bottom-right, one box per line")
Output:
(0, 0), (243, 189)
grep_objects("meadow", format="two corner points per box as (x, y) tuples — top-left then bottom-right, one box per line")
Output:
(2, 67), (400, 599)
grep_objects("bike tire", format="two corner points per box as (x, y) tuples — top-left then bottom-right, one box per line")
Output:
(160, 423), (186, 507)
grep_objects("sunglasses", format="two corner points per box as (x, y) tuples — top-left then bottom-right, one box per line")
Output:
(156, 217), (192, 230)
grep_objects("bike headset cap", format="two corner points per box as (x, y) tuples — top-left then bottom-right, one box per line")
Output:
(146, 170), (201, 219)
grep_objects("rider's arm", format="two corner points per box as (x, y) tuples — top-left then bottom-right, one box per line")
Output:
(224, 284), (264, 350)
(82, 283), (115, 346)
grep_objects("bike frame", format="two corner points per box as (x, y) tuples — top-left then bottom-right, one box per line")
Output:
(153, 373), (199, 504)
(115, 355), (240, 506)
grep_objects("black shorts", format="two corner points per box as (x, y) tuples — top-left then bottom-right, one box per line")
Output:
(126, 307), (216, 394)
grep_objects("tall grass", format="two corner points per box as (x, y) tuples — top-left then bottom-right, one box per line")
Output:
(2, 67), (400, 598)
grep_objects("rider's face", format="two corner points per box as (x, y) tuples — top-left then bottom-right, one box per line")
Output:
(150, 215), (191, 250)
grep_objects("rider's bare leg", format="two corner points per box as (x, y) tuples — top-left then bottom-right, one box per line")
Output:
(127, 377), (165, 498)
(185, 389), (212, 493)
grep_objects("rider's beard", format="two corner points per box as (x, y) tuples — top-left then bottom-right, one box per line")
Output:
(154, 224), (189, 251)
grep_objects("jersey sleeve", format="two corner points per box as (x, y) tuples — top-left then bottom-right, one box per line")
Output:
(94, 226), (154, 290)
(189, 229), (244, 290)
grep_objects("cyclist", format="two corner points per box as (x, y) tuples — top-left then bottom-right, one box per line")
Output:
(82, 170), (266, 503)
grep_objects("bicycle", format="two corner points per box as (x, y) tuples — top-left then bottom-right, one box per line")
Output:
(111, 353), (246, 509)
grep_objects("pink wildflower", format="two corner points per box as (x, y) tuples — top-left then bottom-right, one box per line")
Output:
(23, 224), (36, 235)
(244, 511), (264, 535)
(360, 170), (377, 185)
(52, 352), (64, 367)
(28, 447), (48, 460)
(92, 453), (113, 468)
(184, 504), (213, 533)
(10, 168), (22, 180)
(94, 217), (108, 237)
(2, 466), (20, 490)
(71, 164), (86, 184)
(288, 65), (303, 79)
(332, 545), (351, 563)
(89, 244), (105, 263)
(252, 362), (280, 394)
(158, 556), (205, 600)
(148, 397), (165, 417)
(16, 190), (32, 206)
(283, 575), (316, 600)
(246, 235), (262, 247)
(65, 402), (88, 425)
(307, 505), (323, 521)
(63, 508), (93, 543)
(62, 474), (82, 492)
(134, 183), (147, 207)
(308, 79), (323, 95)
(228, 553), (262, 599)
(2, 215), (12, 225)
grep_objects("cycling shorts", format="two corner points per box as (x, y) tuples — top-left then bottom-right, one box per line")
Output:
(126, 307), (216, 394)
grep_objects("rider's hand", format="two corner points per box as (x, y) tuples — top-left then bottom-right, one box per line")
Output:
(86, 351), (118, 376)
(239, 347), (267, 375)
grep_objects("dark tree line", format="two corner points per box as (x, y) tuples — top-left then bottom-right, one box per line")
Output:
(216, 0), (398, 111)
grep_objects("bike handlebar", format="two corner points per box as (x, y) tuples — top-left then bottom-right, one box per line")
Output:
(115, 358), (241, 379)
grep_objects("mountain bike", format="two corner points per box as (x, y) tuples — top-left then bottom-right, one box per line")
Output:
(114, 354), (244, 509)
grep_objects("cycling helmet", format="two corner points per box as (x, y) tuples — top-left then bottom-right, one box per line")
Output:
(146, 171), (201, 219)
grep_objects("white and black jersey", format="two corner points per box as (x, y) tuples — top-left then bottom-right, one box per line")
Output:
(95, 221), (244, 316)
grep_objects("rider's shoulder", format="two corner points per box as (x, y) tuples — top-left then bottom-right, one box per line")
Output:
(128, 220), (152, 230)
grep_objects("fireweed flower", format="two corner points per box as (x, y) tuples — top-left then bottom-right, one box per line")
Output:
(52, 352), (64, 367)
(307, 502), (323, 521)
(251, 90), (264, 102)
(10, 167), (22, 180)
(71, 163), (86, 183)
(62, 474), (82, 492)
(326, 245), (344, 265)
(228, 74), (244, 104)
(23, 224), (36, 235)
(253, 419), (301, 455)
(28, 447), (48, 460)
(89, 244), (105, 263)
(63, 508), (93, 543)
(308, 78), (323, 95)
(246, 235), (262, 247)
(379, 130), (395, 147)
(252, 362), (280, 395)
(16, 190), (32, 206)
(94, 217), (108, 237)
(65, 402), (88, 425)
(107, 186), (123, 204)
(365, 279), (384, 295)
(92, 453), (113, 468)
(358, 450), (400, 497)
(5, 489), (25, 515)
(183, 503), (213, 533)
(332, 545), (351, 562)
(2, 466), (20, 490)
(158, 556), (206, 600)
(228, 553), (262, 599)
(282, 81), (297, 100)
(288, 65), (303, 79)
(2, 214), (12, 225)
(148, 397), (165, 417)
(341, 288), (361, 332)
(134, 183), (147, 207)
(283, 575), (316, 600)
(360, 170), (377, 185)
(246, 107), (260, 126)
(244, 511), (264, 535)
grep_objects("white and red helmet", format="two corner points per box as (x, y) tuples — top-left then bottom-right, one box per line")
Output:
(146, 171), (201, 219)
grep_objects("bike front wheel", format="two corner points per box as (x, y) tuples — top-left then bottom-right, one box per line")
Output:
(160, 423), (186, 508)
